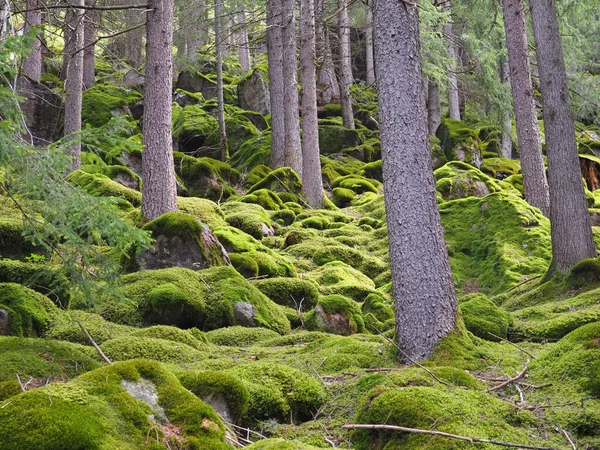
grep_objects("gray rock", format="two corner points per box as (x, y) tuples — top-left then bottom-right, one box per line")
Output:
(313, 305), (354, 335)
(202, 393), (233, 423)
(238, 70), (270, 116)
(121, 378), (168, 424)
(0, 308), (8, 336)
(176, 71), (217, 99)
(233, 302), (256, 327)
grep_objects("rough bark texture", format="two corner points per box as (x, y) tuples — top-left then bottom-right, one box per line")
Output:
(364, 2), (375, 85)
(142, 0), (178, 220)
(300, 0), (323, 207)
(64, 2), (84, 172)
(281, 0), (303, 176)
(266, 0), (286, 168)
(83, 0), (98, 89)
(530, 0), (596, 273)
(215, 0), (229, 161)
(338, 0), (355, 129)
(500, 59), (512, 159)
(374, 1), (457, 362)
(427, 80), (441, 135)
(501, 0), (549, 216)
(444, 2), (460, 120)
(21, 0), (43, 82)
(317, 25), (339, 104)
(0, 0), (7, 41)
(237, 11), (251, 72)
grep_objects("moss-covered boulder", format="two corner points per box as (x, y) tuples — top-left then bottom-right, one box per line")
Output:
(436, 118), (484, 168)
(305, 294), (365, 335)
(177, 197), (228, 229)
(252, 277), (320, 311)
(100, 336), (207, 363)
(45, 310), (131, 345)
(458, 293), (512, 341)
(81, 84), (142, 127)
(173, 154), (239, 200)
(237, 67), (271, 115)
(246, 167), (303, 202)
(205, 325), (281, 346)
(172, 104), (220, 158)
(480, 157), (521, 180)
(222, 201), (275, 239)
(434, 161), (515, 201)
(0, 283), (57, 337)
(303, 261), (378, 302)
(0, 200), (43, 260)
(240, 188), (286, 211)
(136, 212), (229, 271)
(318, 120), (363, 155)
(246, 439), (324, 449)
(67, 170), (141, 206)
(176, 70), (218, 99)
(230, 129), (272, 171)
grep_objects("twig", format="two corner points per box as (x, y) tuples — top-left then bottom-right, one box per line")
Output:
(562, 429), (576, 450)
(342, 424), (556, 449)
(1, 401), (12, 408)
(515, 383), (525, 405)
(505, 276), (541, 293)
(487, 333), (538, 359)
(78, 321), (112, 364)
(486, 360), (530, 393)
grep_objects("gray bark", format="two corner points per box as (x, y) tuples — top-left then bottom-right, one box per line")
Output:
(83, 0), (98, 89)
(142, 0), (178, 220)
(0, 0), (7, 41)
(64, 1), (84, 172)
(364, 1), (375, 85)
(300, 0), (323, 207)
(502, 0), (549, 216)
(374, 0), (457, 362)
(317, 25), (339, 104)
(500, 59), (512, 159)
(338, 0), (354, 129)
(427, 80), (441, 135)
(530, 0), (596, 273)
(215, 0), (228, 161)
(266, 0), (286, 168)
(120, 9), (145, 67)
(21, 0), (43, 82)
(237, 11), (251, 72)
(282, 0), (303, 176)
(444, 2), (460, 120)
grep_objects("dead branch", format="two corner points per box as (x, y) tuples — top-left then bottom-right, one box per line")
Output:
(487, 333), (538, 359)
(78, 321), (112, 364)
(562, 428), (577, 450)
(486, 360), (530, 393)
(342, 424), (556, 449)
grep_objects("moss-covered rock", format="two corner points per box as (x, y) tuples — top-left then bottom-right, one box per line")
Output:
(246, 439), (324, 449)
(177, 197), (228, 229)
(303, 261), (378, 302)
(100, 336), (206, 363)
(67, 170), (141, 206)
(252, 277), (320, 311)
(247, 167), (303, 197)
(206, 325), (281, 346)
(173, 154), (239, 201)
(223, 201), (275, 239)
(331, 187), (356, 207)
(436, 118), (484, 168)
(0, 260), (70, 306)
(331, 174), (381, 194)
(318, 121), (363, 155)
(229, 252), (260, 278)
(305, 294), (365, 335)
(0, 283), (57, 337)
(45, 310), (131, 345)
(129, 325), (207, 349)
(480, 157), (521, 179)
(172, 104), (220, 158)
(81, 84), (142, 127)
(434, 161), (516, 201)
(458, 293), (512, 341)
(241, 188), (286, 211)
(230, 130), (272, 171)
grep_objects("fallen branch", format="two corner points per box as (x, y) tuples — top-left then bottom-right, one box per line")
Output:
(342, 424), (556, 450)
(487, 333), (538, 359)
(562, 428), (576, 450)
(78, 321), (112, 365)
(505, 275), (541, 293)
(486, 360), (530, 393)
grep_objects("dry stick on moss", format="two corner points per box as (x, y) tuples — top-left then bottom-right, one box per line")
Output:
(370, 324), (452, 387)
(342, 424), (556, 450)
(485, 360), (530, 393)
(562, 428), (577, 450)
(487, 332), (539, 359)
(270, 173), (313, 210)
(78, 321), (112, 364)
(505, 275), (542, 293)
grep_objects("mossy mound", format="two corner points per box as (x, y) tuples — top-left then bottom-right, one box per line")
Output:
(81, 84), (142, 127)
(458, 293), (512, 341)
(303, 261), (378, 302)
(205, 325), (281, 347)
(318, 121), (363, 155)
(247, 167), (302, 197)
(331, 174), (381, 195)
(129, 325), (207, 349)
(67, 170), (141, 206)
(225, 108), (261, 155)
(241, 188), (286, 211)
(45, 310), (131, 345)
(99, 336), (206, 363)
(480, 157), (521, 179)
(0, 283), (57, 337)
(172, 104), (220, 158)
(440, 193), (552, 294)
(177, 197), (228, 229)
(226, 362), (327, 422)
(0, 205), (42, 260)
(229, 252), (259, 278)
(436, 118), (484, 166)
(361, 293), (394, 332)
(222, 201), (274, 239)
(173, 154), (238, 201)
(229, 130), (272, 171)
(434, 161), (515, 201)
(305, 294), (365, 335)
(0, 260), (70, 306)
(245, 439), (323, 449)
(331, 187), (356, 207)
(0, 359), (229, 449)
(245, 164), (273, 187)
(252, 278), (320, 311)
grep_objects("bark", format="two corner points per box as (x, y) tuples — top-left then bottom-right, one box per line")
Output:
(82, 0), (98, 89)
(215, 0), (229, 161)
(364, 1), (375, 85)
(338, 0), (354, 129)
(116, 8), (145, 67)
(373, 0), (457, 362)
(530, 0), (595, 274)
(21, 0), (43, 82)
(266, 0), (286, 168)
(317, 25), (340, 104)
(501, 0), (549, 216)
(300, 0), (323, 207)
(427, 80), (441, 135)
(0, 0), (7, 41)
(64, 1), (84, 172)
(500, 59), (512, 159)
(281, 0), (302, 176)
(444, 2), (460, 120)
(60, 21), (73, 81)
(142, 0), (178, 220)
(237, 11), (251, 72)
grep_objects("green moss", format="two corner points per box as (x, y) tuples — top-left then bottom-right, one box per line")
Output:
(144, 211), (203, 237)
(362, 160), (382, 182)
(246, 251), (297, 278)
(230, 130), (272, 171)
(129, 325), (207, 349)
(99, 336), (206, 363)
(214, 225), (267, 253)
(480, 157), (521, 179)
(172, 104), (220, 157)
(0, 283), (57, 337)
(206, 325), (281, 346)
(362, 293), (394, 324)
(46, 310), (131, 345)
(246, 439), (324, 449)
(225, 110), (261, 156)
(245, 164), (273, 187)
(173, 154), (238, 201)
(332, 174), (380, 194)
(252, 278), (320, 310)
(303, 261), (378, 302)
(241, 188), (285, 211)
(229, 253), (259, 278)
(82, 84), (142, 127)
(436, 118), (484, 164)
(0, 260), (70, 306)
(269, 209), (296, 226)
(223, 201), (273, 239)
(67, 170), (141, 206)
(177, 197), (227, 229)
(458, 293), (512, 341)
(305, 294), (365, 335)
(318, 122), (363, 155)
(331, 187), (356, 207)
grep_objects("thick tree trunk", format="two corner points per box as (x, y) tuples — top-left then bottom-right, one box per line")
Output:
(300, 0), (323, 207)
(374, 0), (457, 362)
(21, 0), (43, 82)
(364, 1), (375, 85)
(282, 0), (302, 176)
(530, 0), (595, 274)
(500, 59), (512, 159)
(142, 0), (178, 220)
(338, 0), (354, 129)
(237, 11), (251, 72)
(444, 2), (460, 120)
(266, 0), (286, 168)
(64, 1), (84, 172)
(215, 0), (228, 161)
(501, 0), (549, 215)
(82, 0), (98, 89)
(427, 80), (441, 135)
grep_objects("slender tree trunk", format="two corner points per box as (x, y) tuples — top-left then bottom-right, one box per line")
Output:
(427, 80), (441, 135)
(364, 1), (375, 85)
(282, 0), (302, 176)
(317, 25), (340, 104)
(374, 0), (457, 362)
(237, 11), (251, 72)
(444, 2), (460, 120)
(64, 1), (84, 172)
(0, 0), (7, 41)
(223, 18), (233, 58)
(215, 0), (229, 161)
(122, 9), (145, 67)
(60, 22), (73, 81)
(300, 0), (323, 207)
(82, 0), (97, 89)
(266, 0), (286, 168)
(142, 0), (178, 220)
(338, 0), (354, 129)
(530, 0), (595, 274)
(501, 0), (549, 216)
(500, 59), (512, 159)
(21, 0), (43, 82)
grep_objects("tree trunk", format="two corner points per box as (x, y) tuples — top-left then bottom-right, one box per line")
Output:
(282, 0), (302, 176)
(21, 0), (43, 82)
(237, 11), (251, 72)
(427, 80), (441, 135)
(122, 9), (145, 68)
(0, 0), (7, 41)
(364, 1), (375, 85)
(500, 59), (512, 159)
(300, 0), (323, 207)
(82, 0), (98, 89)
(215, 0), (229, 161)
(317, 25), (340, 104)
(266, 0), (286, 168)
(444, 2), (460, 120)
(64, 1), (84, 173)
(60, 21), (73, 81)
(530, 0), (595, 274)
(501, 0), (549, 216)
(374, 0), (457, 362)
(142, 0), (178, 220)
(338, 0), (354, 129)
